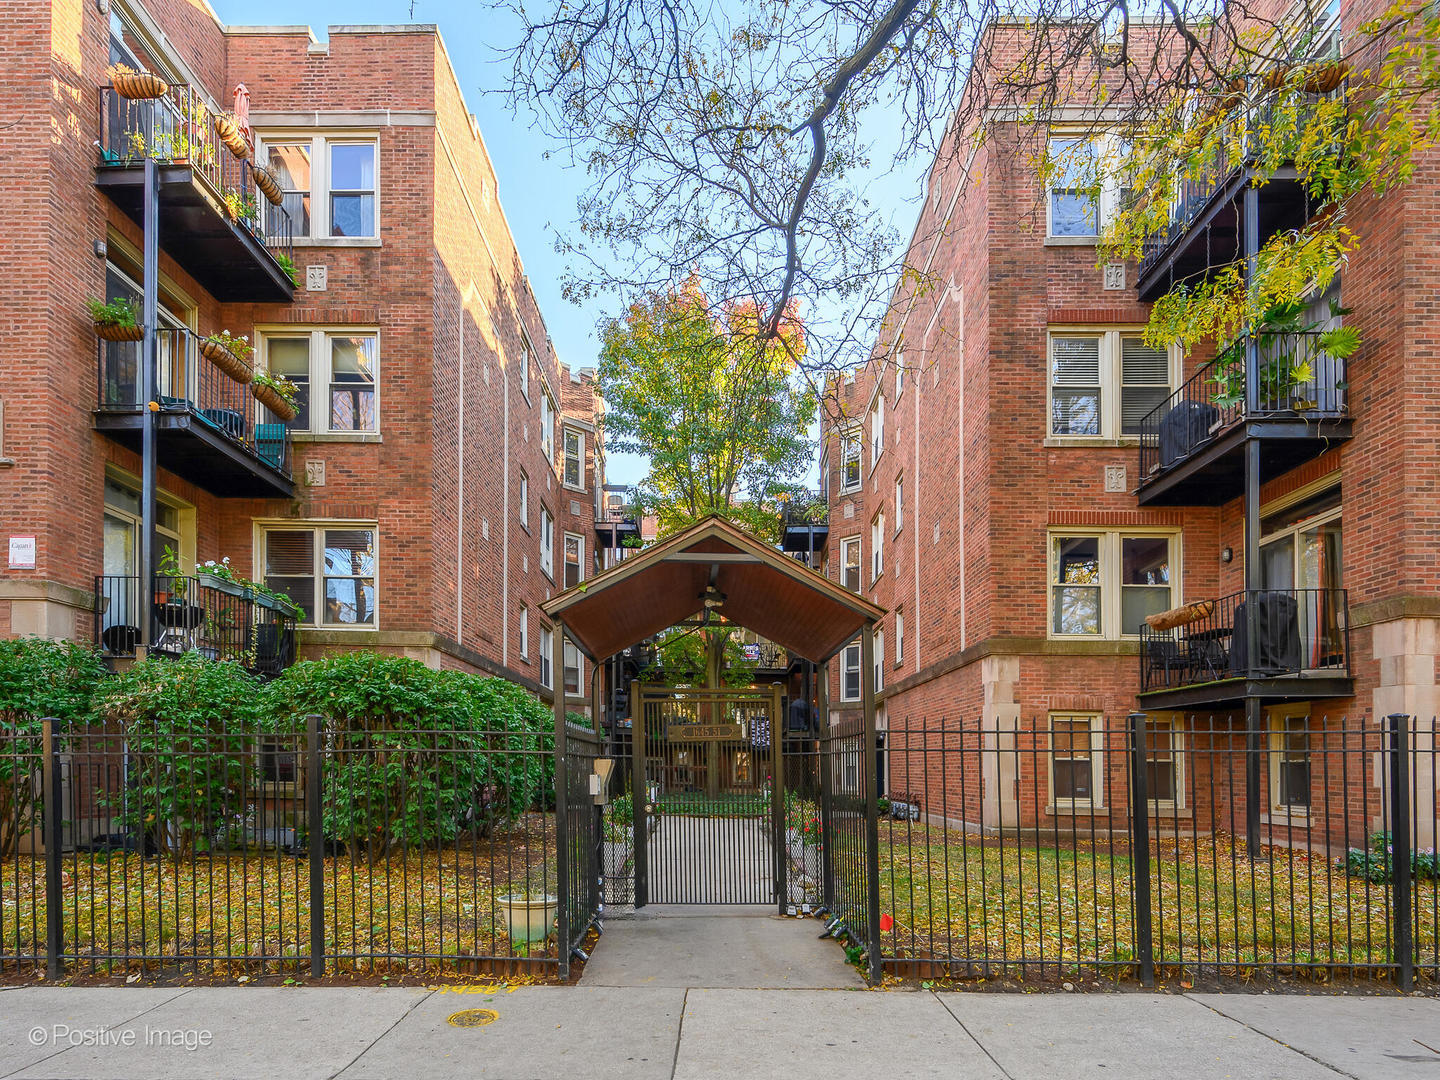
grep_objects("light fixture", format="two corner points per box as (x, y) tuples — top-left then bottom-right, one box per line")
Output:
(700, 585), (726, 610)
(1220, 547), (1233, 563)
(93, 239), (107, 259)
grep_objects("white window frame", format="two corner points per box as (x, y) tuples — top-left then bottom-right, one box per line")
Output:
(871, 512), (885, 584)
(869, 393), (885, 470)
(1045, 131), (1129, 240)
(840, 536), (861, 592)
(253, 132), (380, 242)
(540, 386), (557, 468)
(539, 506), (554, 579)
(1144, 716), (1184, 809)
(563, 531), (585, 589)
(1267, 707), (1313, 817)
(840, 642), (862, 702)
(519, 333), (533, 403)
(258, 328), (380, 435)
(563, 428), (585, 490)
(539, 625), (553, 688)
(1047, 328), (1177, 442)
(518, 606), (529, 660)
(256, 521), (378, 630)
(894, 476), (904, 535)
(873, 629), (884, 691)
(840, 428), (862, 493)
(1047, 529), (1180, 641)
(1048, 713), (1103, 809)
(563, 638), (582, 696)
(518, 470), (530, 530)
(895, 610), (904, 667)
(894, 347), (905, 398)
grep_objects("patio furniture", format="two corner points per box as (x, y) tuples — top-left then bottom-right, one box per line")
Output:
(1230, 592), (1301, 676)
(1145, 637), (1187, 686)
(1158, 399), (1220, 467)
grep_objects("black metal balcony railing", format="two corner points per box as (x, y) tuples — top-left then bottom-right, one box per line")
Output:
(97, 327), (292, 479)
(95, 574), (299, 677)
(98, 85), (294, 266)
(1138, 86), (1333, 279)
(1139, 587), (1350, 693)
(1138, 330), (1348, 480)
(781, 502), (829, 527)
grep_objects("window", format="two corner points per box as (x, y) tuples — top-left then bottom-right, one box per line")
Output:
(564, 639), (581, 695)
(1270, 712), (1311, 812)
(262, 525), (376, 628)
(519, 471), (529, 529)
(840, 537), (861, 592)
(873, 630), (884, 692)
(564, 429), (584, 488)
(1049, 330), (1171, 439)
(1050, 531), (1177, 638)
(1145, 718), (1183, 807)
(895, 477), (904, 534)
(260, 330), (378, 433)
(869, 394), (885, 468)
(539, 626), (553, 688)
(871, 512), (885, 583)
(1046, 133), (1131, 238)
(1050, 714), (1100, 805)
(1260, 487), (1344, 668)
(519, 335), (532, 402)
(539, 507), (554, 578)
(518, 606), (529, 659)
(541, 390), (556, 465)
(255, 135), (378, 240)
(564, 533), (584, 589)
(840, 643), (861, 701)
(895, 610), (904, 666)
(840, 429), (862, 493)
(895, 349), (904, 397)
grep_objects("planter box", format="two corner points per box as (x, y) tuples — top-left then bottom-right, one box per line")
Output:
(497, 894), (557, 944)
(196, 573), (249, 600)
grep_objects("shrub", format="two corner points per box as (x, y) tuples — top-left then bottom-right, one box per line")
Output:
(92, 653), (262, 857)
(1340, 831), (1439, 883)
(264, 654), (553, 859)
(0, 638), (108, 856)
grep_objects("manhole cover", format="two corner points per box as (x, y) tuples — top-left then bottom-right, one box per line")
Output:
(446, 1009), (499, 1028)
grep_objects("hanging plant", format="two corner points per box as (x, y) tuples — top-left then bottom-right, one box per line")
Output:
(213, 111), (249, 159)
(1302, 59), (1350, 95)
(250, 162), (284, 206)
(85, 297), (143, 342)
(199, 331), (254, 384)
(250, 369), (299, 422)
(107, 63), (168, 100)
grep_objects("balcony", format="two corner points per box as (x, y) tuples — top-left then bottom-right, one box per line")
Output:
(97, 86), (294, 302)
(780, 497), (829, 555)
(95, 328), (294, 497)
(1135, 88), (1333, 301)
(1139, 588), (1352, 709)
(1136, 330), (1351, 506)
(595, 504), (641, 550)
(741, 639), (790, 670)
(96, 574), (299, 678)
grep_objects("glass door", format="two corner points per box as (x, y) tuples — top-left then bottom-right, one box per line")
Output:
(1259, 490), (1343, 670)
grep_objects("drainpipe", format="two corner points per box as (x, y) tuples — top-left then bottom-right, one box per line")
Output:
(140, 156), (159, 648)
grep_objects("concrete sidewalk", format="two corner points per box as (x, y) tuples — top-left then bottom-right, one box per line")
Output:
(1, 984), (1436, 1080)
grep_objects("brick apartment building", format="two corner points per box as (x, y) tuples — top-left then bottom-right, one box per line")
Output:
(817, 0), (1438, 843)
(0, 0), (623, 714)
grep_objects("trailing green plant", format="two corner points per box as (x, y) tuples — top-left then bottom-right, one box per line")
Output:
(263, 654), (554, 860)
(251, 368), (300, 409)
(222, 190), (259, 224)
(85, 297), (139, 330)
(202, 330), (253, 363)
(195, 556), (301, 615)
(0, 639), (108, 857)
(1339, 831), (1438, 883)
(1207, 298), (1362, 411)
(93, 653), (263, 857)
(275, 253), (299, 287)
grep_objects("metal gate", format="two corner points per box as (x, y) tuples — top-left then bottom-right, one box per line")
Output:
(632, 685), (783, 906)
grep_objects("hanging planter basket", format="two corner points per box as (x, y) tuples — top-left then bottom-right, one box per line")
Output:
(94, 321), (144, 342)
(250, 162), (284, 206)
(214, 112), (250, 160)
(1303, 60), (1349, 94)
(251, 381), (297, 422)
(200, 339), (254, 384)
(107, 64), (169, 100)
(1262, 63), (1293, 91)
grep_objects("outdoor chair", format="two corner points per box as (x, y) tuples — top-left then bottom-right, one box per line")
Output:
(1145, 637), (1187, 687)
(254, 423), (287, 470)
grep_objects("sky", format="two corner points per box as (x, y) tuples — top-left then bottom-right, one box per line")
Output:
(213, 0), (931, 487)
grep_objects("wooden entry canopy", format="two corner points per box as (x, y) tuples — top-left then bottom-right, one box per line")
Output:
(540, 515), (885, 663)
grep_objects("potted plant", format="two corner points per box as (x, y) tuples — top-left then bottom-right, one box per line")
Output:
(106, 63), (168, 100)
(222, 190), (259, 225)
(496, 892), (558, 944)
(213, 111), (249, 159)
(195, 558), (250, 599)
(1303, 58), (1349, 94)
(250, 369), (300, 422)
(154, 544), (188, 606)
(199, 330), (254, 384)
(86, 297), (143, 342)
(276, 253), (300, 288)
(250, 162), (284, 206)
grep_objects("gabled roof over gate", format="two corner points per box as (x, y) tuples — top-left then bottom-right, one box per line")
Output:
(539, 515), (885, 663)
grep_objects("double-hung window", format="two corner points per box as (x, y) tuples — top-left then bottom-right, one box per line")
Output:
(564, 640), (582, 695)
(840, 643), (862, 701)
(1046, 133), (1131, 238)
(840, 537), (861, 592)
(518, 606), (529, 660)
(1270, 711), (1312, 812)
(262, 524), (377, 627)
(539, 507), (554, 579)
(518, 471), (529, 529)
(894, 477), (904, 534)
(1050, 531), (1176, 638)
(1050, 714), (1100, 805)
(257, 134), (378, 240)
(1145, 717), (1183, 807)
(541, 390), (556, 467)
(539, 626), (553, 688)
(261, 330), (378, 433)
(873, 630), (884, 692)
(563, 429), (584, 488)
(840, 429), (862, 493)
(1049, 330), (1172, 439)
(869, 394), (885, 469)
(564, 533), (584, 588)
(871, 513), (885, 583)
(895, 610), (905, 666)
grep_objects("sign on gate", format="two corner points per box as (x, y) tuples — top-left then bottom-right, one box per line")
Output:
(665, 723), (744, 741)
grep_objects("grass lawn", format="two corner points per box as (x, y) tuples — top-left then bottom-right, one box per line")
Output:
(876, 822), (1438, 978)
(0, 814), (558, 978)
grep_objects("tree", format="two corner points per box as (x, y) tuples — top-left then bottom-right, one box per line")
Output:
(598, 277), (817, 541)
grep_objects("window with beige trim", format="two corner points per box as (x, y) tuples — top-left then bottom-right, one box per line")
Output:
(1049, 530), (1177, 639)
(840, 537), (861, 592)
(1144, 717), (1184, 808)
(871, 512), (884, 583)
(869, 394), (885, 468)
(539, 507), (554, 579)
(563, 429), (584, 489)
(518, 605), (529, 660)
(253, 134), (378, 240)
(1049, 329), (1173, 439)
(1045, 132), (1132, 238)
(840, 429), (861, 493)
(1268, 709), (1312, 813)
(260, 330), (378, 434)
(261, 524), (376, 628)
(539, 625), (553, 688)
(840, 642), (861, 701)
(1049, 713), (1101, 806)
(895, 609), (904, 666)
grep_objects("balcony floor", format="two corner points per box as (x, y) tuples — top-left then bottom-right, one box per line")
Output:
(96, 164), (294, 303)
(96, 410), (293, 498)
(1139, 673), (1354, 712)
(1137, 416), (1352, 506)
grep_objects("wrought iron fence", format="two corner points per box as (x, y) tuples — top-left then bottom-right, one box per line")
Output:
(881, 714), (1438, 986)
(821, 716), (879, 980)
(1139, 588), (1350, 692)
(0, 719), (561, 979)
